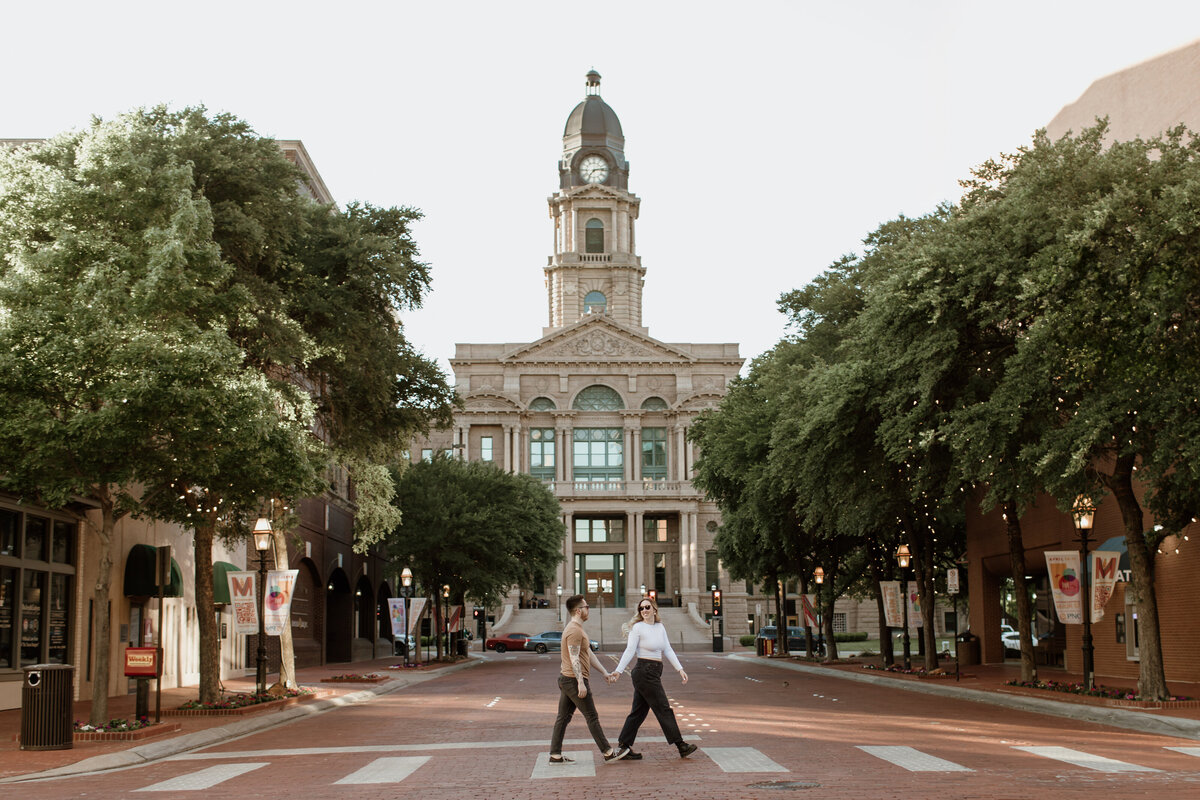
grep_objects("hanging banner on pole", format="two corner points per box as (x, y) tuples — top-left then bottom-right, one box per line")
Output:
(881, 581), (902, 627)
(1045, 551), (1083, 623)
(264, 569), (298, 636)
(1090, 551), (1121, 623)
(407, 598), (427, 635)
(227, 571), (259, 635)
(908, 585), (923, 628)
(448, 605), (463, 633)
(387, 598), (407, 635)
(947, 568), (960, 595)
(801, 594), (818, 628)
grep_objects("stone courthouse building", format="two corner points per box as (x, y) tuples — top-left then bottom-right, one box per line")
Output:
(412, 72), (745, 627)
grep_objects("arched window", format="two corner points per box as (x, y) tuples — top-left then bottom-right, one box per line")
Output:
(640, 397), (668, 411)
(585, 218), (604, 253)
(529, 396), (556, 411)
(584, 291), (607, 315)
(573, 385), (624, 411)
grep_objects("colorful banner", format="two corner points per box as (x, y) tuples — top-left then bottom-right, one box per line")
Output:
(263, 569), (298, 636)
(387, 598), (407, 635)
(407, 598), (427, 634)
(448, 604), (463, 633)
(881, 581), (902, 627)
(1046, 551), (1083, 623)
(907, 585), (923, 627)
(227, 571), (258, 635)
(801, 594), (818, 628)
(1090, 550), (1121, 623)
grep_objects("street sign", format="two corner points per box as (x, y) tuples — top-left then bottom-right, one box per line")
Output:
(947, 568), (960, 595)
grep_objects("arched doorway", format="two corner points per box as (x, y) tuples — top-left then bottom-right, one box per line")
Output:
(325, 568), (352, 663)
(291, 558), (322, 668)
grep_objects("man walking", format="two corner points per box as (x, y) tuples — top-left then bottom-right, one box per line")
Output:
(548, 594), (629, 764)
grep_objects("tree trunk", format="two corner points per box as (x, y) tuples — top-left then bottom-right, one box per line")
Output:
(868, 540), (894, 666)
(87, 491), (117, 726)
(821, 589), (837, 662)
(271, 529), (297, 689)
(194, 514), (220, 704)
(1004, 501), (1037, 683)
(1105, 457), (1170, 699)
(910, 523), (939, 670)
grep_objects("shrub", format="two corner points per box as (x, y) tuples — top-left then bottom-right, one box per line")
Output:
(739, 635), (756, 647)
(834, 632), (869, 642)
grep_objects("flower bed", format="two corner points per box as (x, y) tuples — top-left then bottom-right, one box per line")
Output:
(1003, 678), (1200, 709)
(66, 717), (183, 742)
(168, 688), (321, 716)
(321, 673), (388, 683)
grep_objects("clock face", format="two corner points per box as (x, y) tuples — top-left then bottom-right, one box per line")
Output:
(580, 155), (609, 184)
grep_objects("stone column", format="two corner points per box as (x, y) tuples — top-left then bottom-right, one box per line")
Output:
(511, 423), (522, 474)
(632, 427), (642, 482)
(624, 427), (634, 483)
(561, 511), (574, 623)
(674, 424), (687, 482)
(634, 510), (645, 599)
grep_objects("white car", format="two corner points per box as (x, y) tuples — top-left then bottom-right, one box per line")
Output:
(1001, 629), (1037, 651)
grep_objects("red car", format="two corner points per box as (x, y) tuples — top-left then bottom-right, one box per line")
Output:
(485, 632), (530, 653)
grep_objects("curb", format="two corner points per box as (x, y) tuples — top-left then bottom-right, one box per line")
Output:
(728, 653), (1200, 741)
(1, 657), (482, 784)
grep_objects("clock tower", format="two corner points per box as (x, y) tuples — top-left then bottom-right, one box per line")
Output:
(546, 70), (646, 332)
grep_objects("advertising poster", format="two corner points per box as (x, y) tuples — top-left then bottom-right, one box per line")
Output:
(801, 594), (818, 628)
(227, 571), (259, 635)
(1090, 551), (1121, 623)
(1045, 551), (1083, 623)
(881, 581), (902, 627)
(407, 598), (427, 634)
(388, 598), (406, 635)
(264, 569), (299, 636)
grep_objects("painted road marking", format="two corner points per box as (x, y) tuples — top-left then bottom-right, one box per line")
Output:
(858, 746), (972, 772)
(1014, 746), (1158, 772)
(172, 736), (700, 760)
(704, 747), (787, 773)
(1167, 746), (1200, 758)
(530, 752), (595, 779)
(334, 756), (430, 784)
(135, 763), (268, 792)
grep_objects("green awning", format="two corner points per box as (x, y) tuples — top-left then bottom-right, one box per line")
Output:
(212, 561), (243, 605)
(122, 543), (183, 598)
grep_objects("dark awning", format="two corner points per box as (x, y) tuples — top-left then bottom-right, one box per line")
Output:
(122, 543), (183, 598)
(212, 561), (243, 605)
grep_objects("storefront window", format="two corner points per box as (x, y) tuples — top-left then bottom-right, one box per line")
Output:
(0, 507), (76, 671)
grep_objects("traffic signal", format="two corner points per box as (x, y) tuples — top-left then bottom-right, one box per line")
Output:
(472, 607), (482, 620)
(711, 588), (723, 617)
(648, 589), (657, 603)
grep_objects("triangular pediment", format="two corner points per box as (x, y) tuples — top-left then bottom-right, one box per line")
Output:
(562, 183), (631, 202)
(503, 316), (693, 364)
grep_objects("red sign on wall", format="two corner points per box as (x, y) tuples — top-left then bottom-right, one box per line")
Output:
(124, 646), (160, 677)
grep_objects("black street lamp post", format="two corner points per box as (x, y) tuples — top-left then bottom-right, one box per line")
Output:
(1072, 495), (1097, 690)
(442, 584), (451, 658)
(896, 544), (912, 671)
(252, 517), (273, 694)
(813, 567), (825, 658)
(400, 568), (413, 667)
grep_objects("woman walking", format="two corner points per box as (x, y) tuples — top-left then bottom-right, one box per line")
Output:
(610, 597), (698, 759)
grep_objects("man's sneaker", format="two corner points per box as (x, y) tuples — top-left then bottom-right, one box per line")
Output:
(677, 742), (698, 758)
(548, 754), (574, 764)
(604, 746), (631, 762)
(624, 750), (643, 760)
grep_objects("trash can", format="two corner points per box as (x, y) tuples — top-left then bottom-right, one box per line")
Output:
(956, 632), (980, 667)
(457, 638), (469, 657)
(21, 664), (74, 751)
(756, 637), (765, 656)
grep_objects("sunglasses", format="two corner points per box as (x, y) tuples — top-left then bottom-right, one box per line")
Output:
(638, 605), (653, 611)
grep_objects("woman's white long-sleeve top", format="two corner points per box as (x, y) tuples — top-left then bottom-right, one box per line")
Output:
(615, 621), (683, 673)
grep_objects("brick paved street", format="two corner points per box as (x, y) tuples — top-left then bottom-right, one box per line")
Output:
(7, 651), (1200, 799)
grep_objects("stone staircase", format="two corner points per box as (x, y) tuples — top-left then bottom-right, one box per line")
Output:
(495, 606), (714, 652)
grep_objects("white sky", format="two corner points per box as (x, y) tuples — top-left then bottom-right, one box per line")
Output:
(5, 2), (1200, 376)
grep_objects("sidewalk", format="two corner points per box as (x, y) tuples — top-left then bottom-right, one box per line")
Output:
(0, 653), (479, 783)
(5, 649), (1200, 783)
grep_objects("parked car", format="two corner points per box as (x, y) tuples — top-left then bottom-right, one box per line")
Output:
(1001, 629), (1038, 652)
(524, 630), (600, 654)
(755, 625), (824, 653)
(485, 632), (530, 653)
(393, 634), (418, 657)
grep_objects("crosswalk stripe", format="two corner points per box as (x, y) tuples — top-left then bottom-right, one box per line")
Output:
(703, 747), (787, 773)
(530, 752), (596, 779)
(334, 756), (430, 784)
(1166, 746), (1200, 758)
(857, 746), (971, 772)
(1014, 746), (1158, 772)
(135, 763), (269, 792)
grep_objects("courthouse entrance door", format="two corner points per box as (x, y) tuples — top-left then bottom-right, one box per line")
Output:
(575, 554), (625, 609)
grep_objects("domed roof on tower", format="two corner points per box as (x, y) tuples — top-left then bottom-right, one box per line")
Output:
(563, 70), (624, 141)
(560, 70), (630, 191)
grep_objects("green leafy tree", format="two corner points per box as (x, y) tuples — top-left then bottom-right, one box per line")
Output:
(388, 457), (563, 656)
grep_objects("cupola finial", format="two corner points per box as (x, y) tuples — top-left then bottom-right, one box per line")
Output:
(585, 69), (601, 96)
